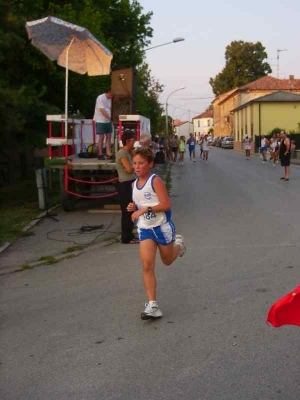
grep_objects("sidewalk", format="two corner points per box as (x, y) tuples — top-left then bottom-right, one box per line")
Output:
(0, 163), (169, 275)
(0, 203), (121, 275)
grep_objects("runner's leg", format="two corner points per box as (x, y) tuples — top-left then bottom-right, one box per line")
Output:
(140, 239), (158, 301)
(158, 242), (180, 266)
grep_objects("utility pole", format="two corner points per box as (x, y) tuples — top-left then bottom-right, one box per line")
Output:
(277, 49), (288, 78)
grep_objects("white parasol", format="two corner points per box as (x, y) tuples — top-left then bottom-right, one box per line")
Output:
(26, 16), (113, 136)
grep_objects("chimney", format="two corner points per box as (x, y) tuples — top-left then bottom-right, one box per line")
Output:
(289, 75), (294, 80)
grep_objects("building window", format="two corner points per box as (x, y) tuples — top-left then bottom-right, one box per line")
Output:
(207, 119), (210, 127)
(198, 121), (200, 127)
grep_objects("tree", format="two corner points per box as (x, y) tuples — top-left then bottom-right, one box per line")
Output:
(209, 41), (272, 95)
(137, 63), (164, 135)
(0, 0), (155, 182)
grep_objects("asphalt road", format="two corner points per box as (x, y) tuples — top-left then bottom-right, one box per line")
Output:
(1, 148), (300, 400)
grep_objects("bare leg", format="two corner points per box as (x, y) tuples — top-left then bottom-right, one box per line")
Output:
(105, 133), (112, 156)
(139, 239), (158, 301)
(285, 166), (290, 179)
(174, 150), (178, 163)
(158, 241), (180, 266)
(98, 134), (104, 156)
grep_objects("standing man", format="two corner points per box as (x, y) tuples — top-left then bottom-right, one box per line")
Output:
(279, 130), (291, 181)
(93, 88), (113, 160)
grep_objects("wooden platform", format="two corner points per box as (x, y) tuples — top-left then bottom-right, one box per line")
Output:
(48, 154), (117, 171)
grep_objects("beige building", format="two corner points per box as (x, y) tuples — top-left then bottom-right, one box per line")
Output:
(192, 109), (214, 139)
(231, 91), (300, 151)
(212, 75), (300, 139)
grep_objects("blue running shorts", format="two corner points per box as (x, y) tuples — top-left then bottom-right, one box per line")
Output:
(138, 220), (176, 245)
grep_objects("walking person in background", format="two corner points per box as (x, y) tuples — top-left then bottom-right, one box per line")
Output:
(178, 136), (185, 166)
(93, 88), (114, 160)
(272, 133), (281, 165)
(242, 135), (252, 160)
(279, 130), (291, 181)
(199, 135), (204, 159)
(187, 133), (196, 162)
(170, 135), (179, 163)
(291, 140), (296, 158)
(260, 134), (269, 164)
(116, 130), (139, 244)
(269, 133), (278, 166)
(202, 134), (210, 163)
(127, 147), (186, 320)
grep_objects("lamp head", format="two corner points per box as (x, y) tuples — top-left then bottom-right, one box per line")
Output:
(173, 37), (185, 43)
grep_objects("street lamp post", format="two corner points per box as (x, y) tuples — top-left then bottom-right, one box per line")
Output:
(165, 87), (186, 137)
(145, 37), (185, 52)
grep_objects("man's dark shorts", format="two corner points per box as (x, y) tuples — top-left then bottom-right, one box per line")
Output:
(96, 122), (113, 134)
(281, 157), (290, 167)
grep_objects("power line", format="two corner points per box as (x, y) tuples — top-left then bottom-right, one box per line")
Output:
(180, 96), (215, 100)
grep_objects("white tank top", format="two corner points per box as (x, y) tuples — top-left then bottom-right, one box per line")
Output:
(202, 140), (209, 151)
(133, 174), (171, 229)
(261, 138), (267, 147)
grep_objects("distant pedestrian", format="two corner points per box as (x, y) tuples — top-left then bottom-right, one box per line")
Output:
(187, 133), (196, 162)
(170, 135), (179, 163)
(279, 130), (291, 181)
(291, 140), (296, 158)
(199, 135), (204, 159)
(272, 133), (281, 166)
(202, 135), (210, 163)
(127, 147), (186, 320)
(269, 134), (278, 166)
(242, 135), (252, 160)
(260, 135), (269, 163)
(178, 136), (185, 166)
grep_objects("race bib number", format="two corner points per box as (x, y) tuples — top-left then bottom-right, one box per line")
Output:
(144, 212), (156, 221)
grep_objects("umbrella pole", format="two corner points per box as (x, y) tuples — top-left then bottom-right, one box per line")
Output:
(64, 38), (75, 139)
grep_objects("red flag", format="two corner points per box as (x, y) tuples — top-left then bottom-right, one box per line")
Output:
(267, 286), (300, 327)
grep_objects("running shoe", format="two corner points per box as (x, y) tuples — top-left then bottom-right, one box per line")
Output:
(141, 302), (163, 320)
(175, 234), (186, 257)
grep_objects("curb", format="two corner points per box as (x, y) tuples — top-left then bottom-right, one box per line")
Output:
(0, 235), (120, 276)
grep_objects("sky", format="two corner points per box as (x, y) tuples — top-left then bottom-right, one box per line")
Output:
(139, 0), (300, 121)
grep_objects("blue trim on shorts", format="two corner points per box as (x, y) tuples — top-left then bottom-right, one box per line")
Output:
(138, 220), (176, 245)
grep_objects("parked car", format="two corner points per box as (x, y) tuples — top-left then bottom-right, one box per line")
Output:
(221, 136), (234, 149)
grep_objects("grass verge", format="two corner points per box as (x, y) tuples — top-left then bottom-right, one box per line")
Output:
(0, 170), (61, 247)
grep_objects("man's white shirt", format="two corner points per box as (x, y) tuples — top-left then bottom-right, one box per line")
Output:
(93, 93), (111, 123)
